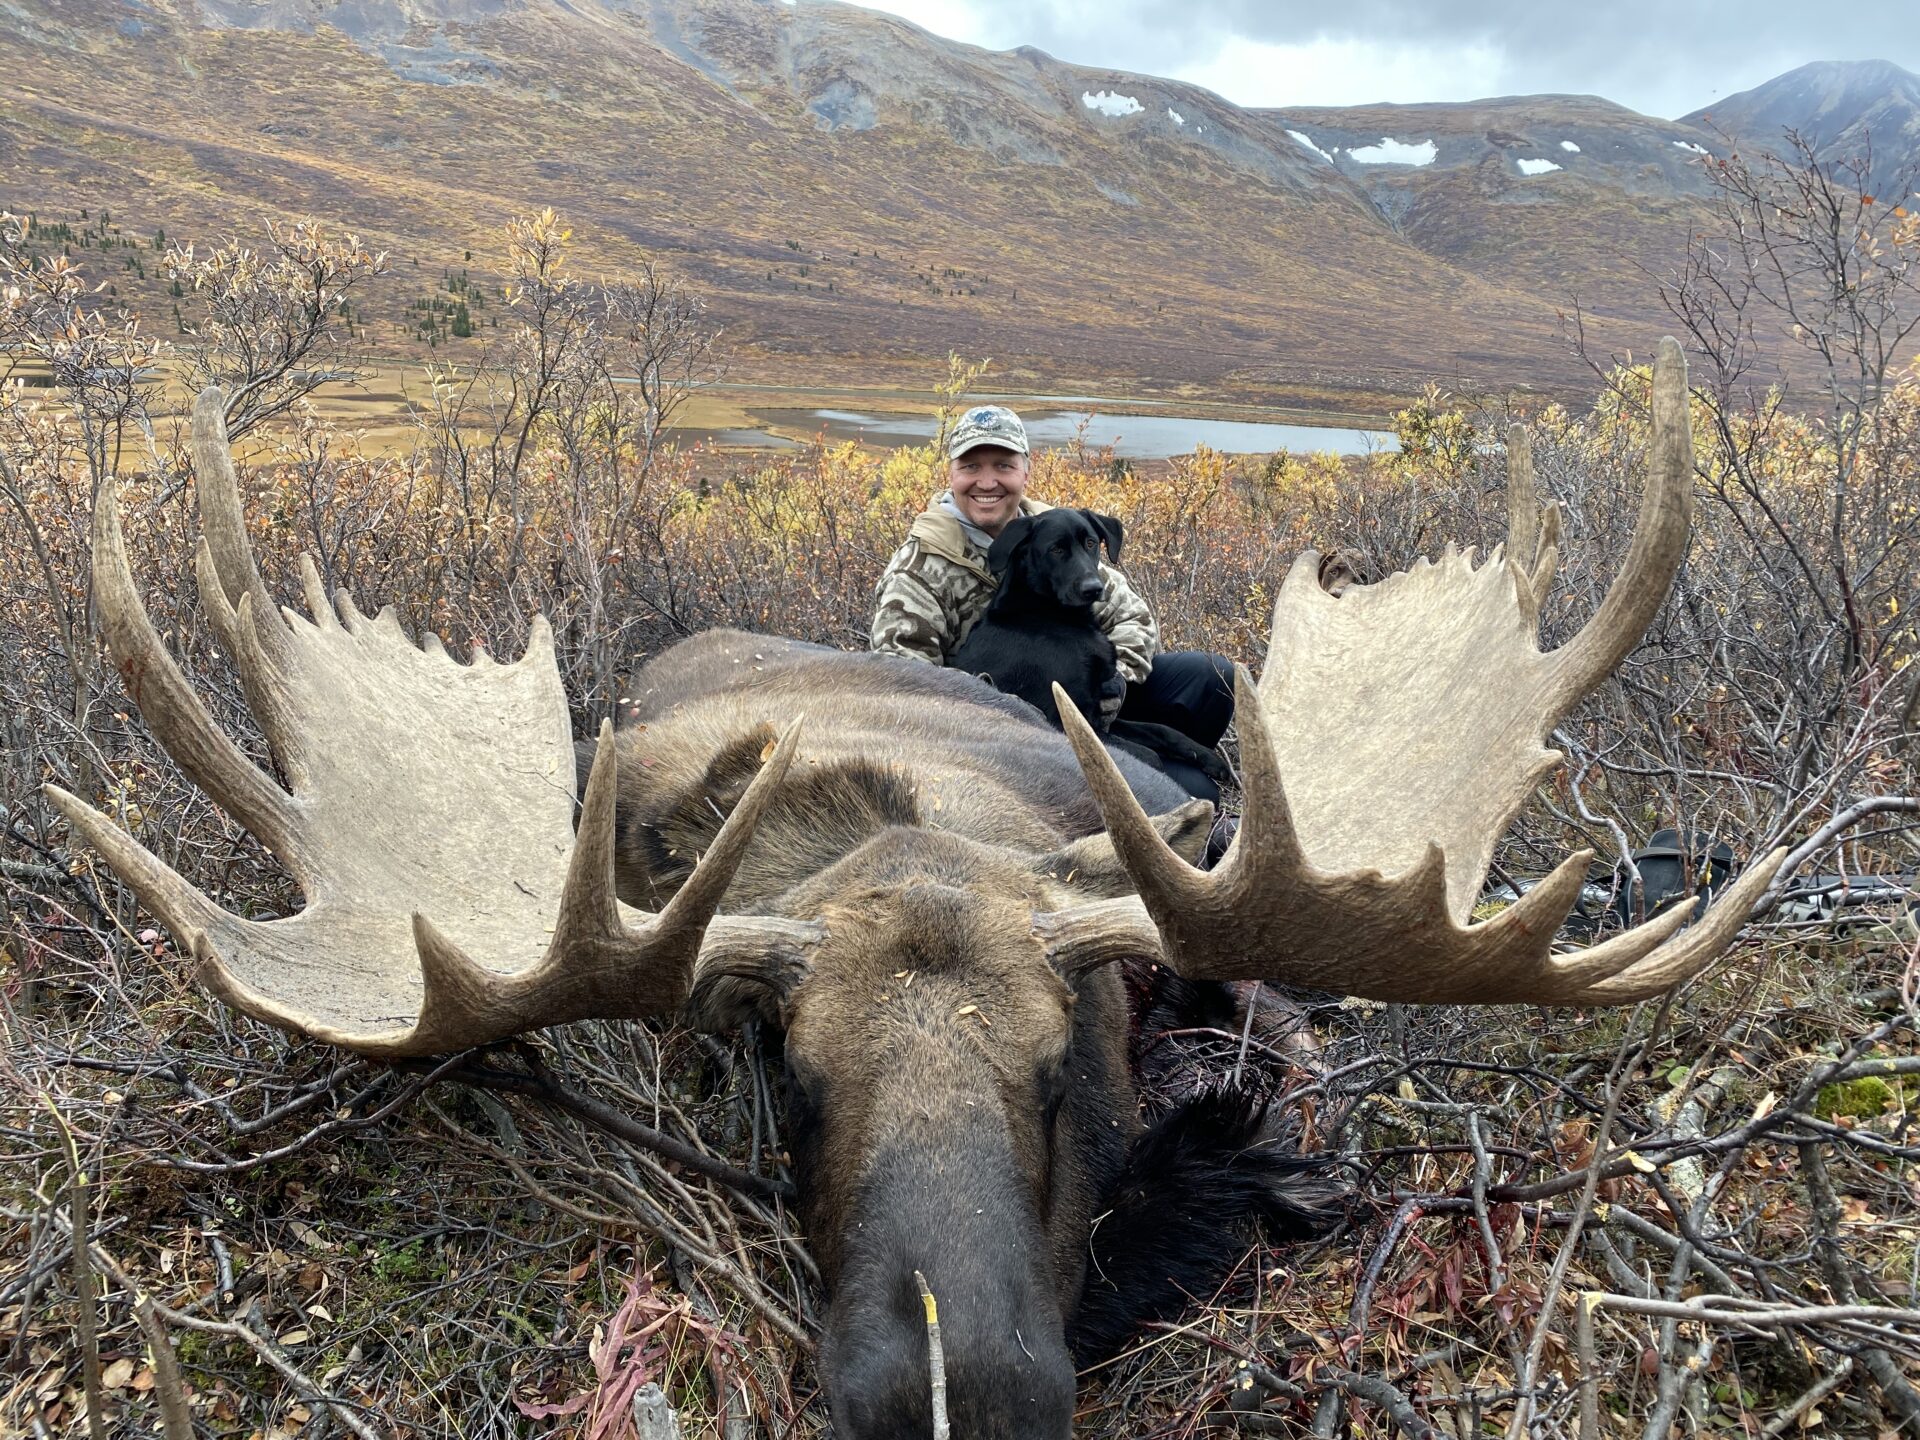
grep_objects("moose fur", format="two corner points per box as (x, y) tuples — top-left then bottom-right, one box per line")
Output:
(586, 630), (1339, 1438)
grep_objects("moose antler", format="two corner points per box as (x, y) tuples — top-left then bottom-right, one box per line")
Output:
(1048, 339), (1786, 1004)
(46, 387), (813, 1057)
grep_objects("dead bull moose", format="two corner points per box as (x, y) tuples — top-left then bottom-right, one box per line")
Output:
(50, 339), (1785, 1437)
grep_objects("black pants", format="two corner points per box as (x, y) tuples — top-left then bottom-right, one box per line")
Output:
(1118, 651), (1236, 802)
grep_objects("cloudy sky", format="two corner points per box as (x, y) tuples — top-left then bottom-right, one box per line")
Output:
(856, 0), (1920, 120)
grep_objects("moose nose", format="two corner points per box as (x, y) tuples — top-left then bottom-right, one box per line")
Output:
(823, 1294), (1075, 1440)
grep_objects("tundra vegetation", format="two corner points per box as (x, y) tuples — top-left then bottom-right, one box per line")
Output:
(3, 142), (1920, 1438)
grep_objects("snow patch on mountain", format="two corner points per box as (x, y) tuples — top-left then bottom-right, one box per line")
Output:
(1082, 90), (1142, 118)
(1560, 140), (1580, 152)
(1516, 157), (1561, 175)
(1348, 136), (1436, 166)
(1286, 129), (1334, 163)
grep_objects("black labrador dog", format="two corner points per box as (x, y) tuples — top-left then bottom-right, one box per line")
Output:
(949, 508), (1230, 791)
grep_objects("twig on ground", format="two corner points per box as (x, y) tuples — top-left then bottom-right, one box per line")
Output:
(915, 1270), (950, 1440)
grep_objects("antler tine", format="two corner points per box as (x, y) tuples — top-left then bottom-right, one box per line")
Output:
(1506, 423), (1540, 577)
(1545, 336), (1694, 717)
(374, 716), (816, 1055)
(44, 781), (243, 954)
(1531, 503), (1562, 609)
(1504, 425), (1562, 622)
(1558, 848), (1787, 1003)
(1052, 682), (1211, 916)
(90, 474), (308, 874)
(192, 386), (291, 669)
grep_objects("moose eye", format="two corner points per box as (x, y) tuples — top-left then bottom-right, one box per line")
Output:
(787, 1057), (826, 1113)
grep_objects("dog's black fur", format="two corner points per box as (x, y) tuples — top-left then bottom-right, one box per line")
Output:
(949, 508), (1229, 787)
(1065, 1082), (1343, 1362)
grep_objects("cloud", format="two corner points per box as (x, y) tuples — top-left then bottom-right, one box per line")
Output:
(1172, 35), (1508, 109)
(854, 0), (1920, 119)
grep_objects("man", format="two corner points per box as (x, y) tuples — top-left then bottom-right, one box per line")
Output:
(870, 404), (1234, 801)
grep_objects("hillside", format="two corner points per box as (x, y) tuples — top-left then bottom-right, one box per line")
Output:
(1263, 97), (1723, 317)
(0, 1), (1908, 405)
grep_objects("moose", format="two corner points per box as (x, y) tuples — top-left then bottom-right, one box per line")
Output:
(50, 341), (1785, 1437)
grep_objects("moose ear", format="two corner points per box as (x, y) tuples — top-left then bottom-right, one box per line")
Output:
(1084, 511), (1124, 563)
(985, 516), (1034, 575)
(1032, 799), (1214, 899)
(686, 968), (791, 1033)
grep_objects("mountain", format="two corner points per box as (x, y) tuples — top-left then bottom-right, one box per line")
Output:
(1258, 97), (1723, 324)
(1680, 60), (1920, 202)
(0, 1), (1895, 406)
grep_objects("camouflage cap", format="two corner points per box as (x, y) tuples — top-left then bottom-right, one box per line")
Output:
(948, 404), (1030, 459)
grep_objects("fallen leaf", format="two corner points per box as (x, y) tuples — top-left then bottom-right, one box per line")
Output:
(103, 1357), (135, 1389)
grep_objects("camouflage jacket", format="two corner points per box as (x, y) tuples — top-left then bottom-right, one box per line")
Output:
(869, 494), (1160, 684)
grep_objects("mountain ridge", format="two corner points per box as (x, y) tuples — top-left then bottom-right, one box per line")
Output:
(1, 2), (1911, 403)
(1680, 59), (1920, 200)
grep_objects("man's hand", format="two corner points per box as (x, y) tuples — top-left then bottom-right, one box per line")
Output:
(1097, 670), (1126, 729)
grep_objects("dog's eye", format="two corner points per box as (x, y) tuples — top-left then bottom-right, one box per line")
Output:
(1084, 536), (1098, 551)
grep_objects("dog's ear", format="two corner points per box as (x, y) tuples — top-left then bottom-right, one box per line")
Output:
(1083, 511), (1124, 563)
(985, 516), (1034, 575)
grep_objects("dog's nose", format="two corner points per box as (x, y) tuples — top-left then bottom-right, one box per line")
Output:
(1077, 580), (1105, 603)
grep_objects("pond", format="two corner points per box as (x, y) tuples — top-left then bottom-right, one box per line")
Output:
(670, 406), (1396, 457)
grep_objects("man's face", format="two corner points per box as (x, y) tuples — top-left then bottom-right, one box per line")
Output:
(948, 445), (1030, 536)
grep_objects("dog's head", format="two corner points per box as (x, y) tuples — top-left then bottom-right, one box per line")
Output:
(984, 509), (1124, 610)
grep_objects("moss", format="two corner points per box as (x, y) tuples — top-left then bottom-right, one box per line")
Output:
(1815, 1076), (1903, 1120)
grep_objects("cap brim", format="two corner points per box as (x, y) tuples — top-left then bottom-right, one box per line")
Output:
(948, 437), (1029, 459)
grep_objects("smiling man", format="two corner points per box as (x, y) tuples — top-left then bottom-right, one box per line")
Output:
(870, 405), (1159, 687)
(870, 405), (1234, 802)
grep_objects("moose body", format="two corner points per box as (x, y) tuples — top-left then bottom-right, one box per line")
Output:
(56, 354), (1788, 1439)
